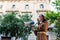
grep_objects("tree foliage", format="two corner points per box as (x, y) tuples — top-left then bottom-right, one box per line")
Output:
(52, 0), (60, 11)
(45, 11), (60, 40)
(0, 12), (32, 39)
(52, 0), (60, 39)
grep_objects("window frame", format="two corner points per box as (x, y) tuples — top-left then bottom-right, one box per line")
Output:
(40, 4), (44, 9)
(25, 4), (29, 10)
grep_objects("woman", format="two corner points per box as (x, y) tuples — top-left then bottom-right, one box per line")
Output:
(34, 14), (48, 40)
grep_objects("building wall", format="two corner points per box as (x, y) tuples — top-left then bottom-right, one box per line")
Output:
(0, 0), (51, 22)
(0, 0), (54, 40)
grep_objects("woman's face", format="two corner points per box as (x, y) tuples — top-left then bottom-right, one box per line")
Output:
(39, 16), (43, 21)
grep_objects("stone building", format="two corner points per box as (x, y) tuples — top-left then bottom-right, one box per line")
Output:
(0, 0), (51, 21)
(0, 0), (57, 40)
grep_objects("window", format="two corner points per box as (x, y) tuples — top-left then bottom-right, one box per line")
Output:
(0, 5), (3, 9)
(40, 4), (44, 8)
(25, 4), (29, 10)
(12, 4), (15, 9)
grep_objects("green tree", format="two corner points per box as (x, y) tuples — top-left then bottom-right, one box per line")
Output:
(52, 0), (60, 11)
(52, 0), (60, 40)
(45, 11), (58, 24)
(45, 11), (60, 40)
(0, 12), (32, 40)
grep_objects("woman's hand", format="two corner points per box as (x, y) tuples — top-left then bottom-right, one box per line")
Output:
(38, 22), (45, 30)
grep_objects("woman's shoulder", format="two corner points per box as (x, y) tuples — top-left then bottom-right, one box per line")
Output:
(44, 20), (48, 23)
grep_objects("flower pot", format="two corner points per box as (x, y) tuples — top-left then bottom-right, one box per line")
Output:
(1, 36), (11, 40)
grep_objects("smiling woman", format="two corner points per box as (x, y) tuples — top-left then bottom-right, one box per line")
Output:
(33, 14), (48, 40)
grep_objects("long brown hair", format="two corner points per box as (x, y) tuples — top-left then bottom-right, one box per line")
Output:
(40, 14), (46, 22)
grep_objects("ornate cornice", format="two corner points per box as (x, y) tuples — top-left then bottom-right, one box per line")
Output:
(21, 11), (32, 13)
(36, 10), (47, 13)
(6, 10), (19, 12)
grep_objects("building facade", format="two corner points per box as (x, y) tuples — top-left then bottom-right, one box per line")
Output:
(0, 0), (51, 22)
(0, 0), (57, 40)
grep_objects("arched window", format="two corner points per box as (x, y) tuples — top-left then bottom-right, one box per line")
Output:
(12, 4), (15, 9)
(40, 4), (44, 8)
(25, 4), (29, 10)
